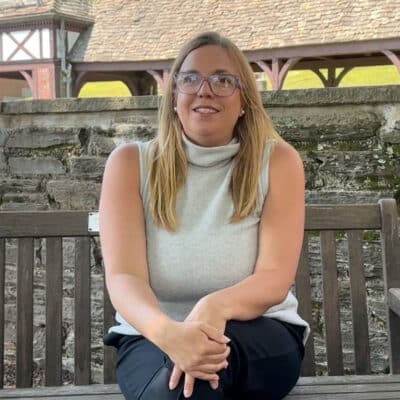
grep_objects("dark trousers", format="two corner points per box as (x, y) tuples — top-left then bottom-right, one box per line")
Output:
(104, 317), (305, 400)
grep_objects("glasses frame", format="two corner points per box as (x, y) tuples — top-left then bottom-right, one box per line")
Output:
(174, 72), (241, 97)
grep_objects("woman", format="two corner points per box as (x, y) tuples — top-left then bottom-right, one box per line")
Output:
(100, 31), (310, 400)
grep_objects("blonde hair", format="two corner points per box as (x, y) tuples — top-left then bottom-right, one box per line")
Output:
(149, 31), (282, 231)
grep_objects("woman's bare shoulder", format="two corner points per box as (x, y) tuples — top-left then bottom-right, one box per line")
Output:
(108, 142), (140, 163)
(268, 140), (304, 172)
(102, 143), (143, 192)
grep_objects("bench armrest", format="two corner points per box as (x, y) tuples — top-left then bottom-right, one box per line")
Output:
(389, 288), (400, 317)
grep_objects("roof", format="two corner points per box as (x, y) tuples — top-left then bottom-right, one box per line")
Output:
(0, 0), (93, 21)
(69, 0), (400, 63)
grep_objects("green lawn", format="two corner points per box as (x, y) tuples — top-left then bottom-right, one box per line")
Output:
(78, 65), (400, 97)
(281, 65), (400, 89)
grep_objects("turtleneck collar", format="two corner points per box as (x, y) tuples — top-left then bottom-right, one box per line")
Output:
(182, 133), (240, 168)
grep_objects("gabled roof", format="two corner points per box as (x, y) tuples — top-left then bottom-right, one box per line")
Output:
(0, 0), (93, 23)
(69, 0), (400, 63)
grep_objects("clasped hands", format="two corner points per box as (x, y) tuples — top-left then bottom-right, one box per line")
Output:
(165, 296), (230, 398)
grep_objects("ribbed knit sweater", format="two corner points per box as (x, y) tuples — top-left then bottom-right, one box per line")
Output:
(109, 134), (310, 344)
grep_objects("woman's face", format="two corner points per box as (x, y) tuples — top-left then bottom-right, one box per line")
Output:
(175, 45), (243, 147)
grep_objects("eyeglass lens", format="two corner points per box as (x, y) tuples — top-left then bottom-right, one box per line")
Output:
(176, 73), (238, 96)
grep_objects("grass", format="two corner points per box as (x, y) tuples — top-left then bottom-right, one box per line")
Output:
(78, 65), (400, 97)
(281, 65), (400, 89)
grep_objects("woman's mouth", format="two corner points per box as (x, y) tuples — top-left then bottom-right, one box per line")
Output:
(193, 107), (219, 114)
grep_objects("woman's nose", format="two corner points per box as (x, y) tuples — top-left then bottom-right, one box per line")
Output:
(197, 79), (214, 97)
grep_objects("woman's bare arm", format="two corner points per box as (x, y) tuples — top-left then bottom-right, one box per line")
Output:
(99, 144), (171, 343)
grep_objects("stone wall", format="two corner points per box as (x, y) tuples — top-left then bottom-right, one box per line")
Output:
(1, 87), (399, 211)
(0, 86), (399, 384)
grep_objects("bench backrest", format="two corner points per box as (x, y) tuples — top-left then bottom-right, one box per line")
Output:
(0, 199), (399, 388)
(296, 199), (400, 376)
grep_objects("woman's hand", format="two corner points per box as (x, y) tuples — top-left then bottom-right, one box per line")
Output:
(185, 295), (228, 333)
(169, 296), (230, 397)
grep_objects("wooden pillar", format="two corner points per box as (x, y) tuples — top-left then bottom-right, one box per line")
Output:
(121, 77), (138, 96)
(32, 64), (57, 99)
(255, 57), (300, 90)
(19, 70), (36, 98)
(73, 71), (88, 97)
(147, 69), (169, 92)
(382, 50), (400, 75)
(311, 66), (353, 87)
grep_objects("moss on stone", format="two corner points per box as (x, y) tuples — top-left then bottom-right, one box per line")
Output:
(335, 141), (371, 151)
(296, 142), (318, 153)
(11, 144), (80, 160)
(363, 231), (380, 241)
(355, 175), (400, 191)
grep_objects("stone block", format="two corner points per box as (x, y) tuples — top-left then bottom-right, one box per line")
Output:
(1, 192), (49, 210)
(270, 107), (381, 141)
(306, 190), (392, 204)
(9, 157), (65, 176)
(113, 123), (157, 141)
(0, 97), (160, 118)
(115, 111), (159, 125)
(6, 128), (79, 149)
(0, 178), (41, 193)
(0, 150), (7, 173)
(47, 180), (100, 209)
(88, 134), (116, 156)
(69, 157), (106, 178)
(379, 104), (400, 143)
(0, 128), (8, 145)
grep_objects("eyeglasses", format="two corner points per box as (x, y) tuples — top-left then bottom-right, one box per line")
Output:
(174, 72), (241, 97)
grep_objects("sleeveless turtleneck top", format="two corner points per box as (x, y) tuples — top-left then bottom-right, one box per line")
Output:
(109, 134), (310, 344)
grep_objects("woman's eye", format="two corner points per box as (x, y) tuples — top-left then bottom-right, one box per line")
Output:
(215, 75), (234, 86)
(182, 74), (199, 84)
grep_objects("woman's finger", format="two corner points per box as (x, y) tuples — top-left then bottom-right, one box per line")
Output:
(209, 379), (219, 390)
(203, 340), (229, 356)
(188, 370), (220, 382)
(202, 345), (230, 363)
(194, 360), (229, 373)
(183, 373), (195, 398)
(200, 323), (230, 345)
(169, 365), (183, 390)
(189, 345), (230, 368)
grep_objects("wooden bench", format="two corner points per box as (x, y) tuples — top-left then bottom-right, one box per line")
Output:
(0, 199), (398, 399)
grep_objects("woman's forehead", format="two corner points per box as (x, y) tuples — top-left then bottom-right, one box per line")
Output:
(180, 45), (239, 75)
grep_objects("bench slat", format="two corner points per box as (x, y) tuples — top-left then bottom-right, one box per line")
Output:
(288, 392), (400, 399)
(0, 204), (382, 238)
(16, 238), (34, 388)
(103, 278), (116, 384)
(0, 384), (122, 397)
(45, 237), (63, 386)
(295, 234), (315, 376)
(0, 239), (4, 388)
(0, 212), (91, 238)
(292, 382), (400, 394)
(1, 377), (400, 399)
(305, 205), (380, 231)
(347, 230), (371, 374)
(288, 375), (400, 399)
(380, 199), (400, 374)
(74, 238), (91, 385)
(388, 288), (400, 317)
(320, 231), (343, 375)
(5, 396), (123, 399)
